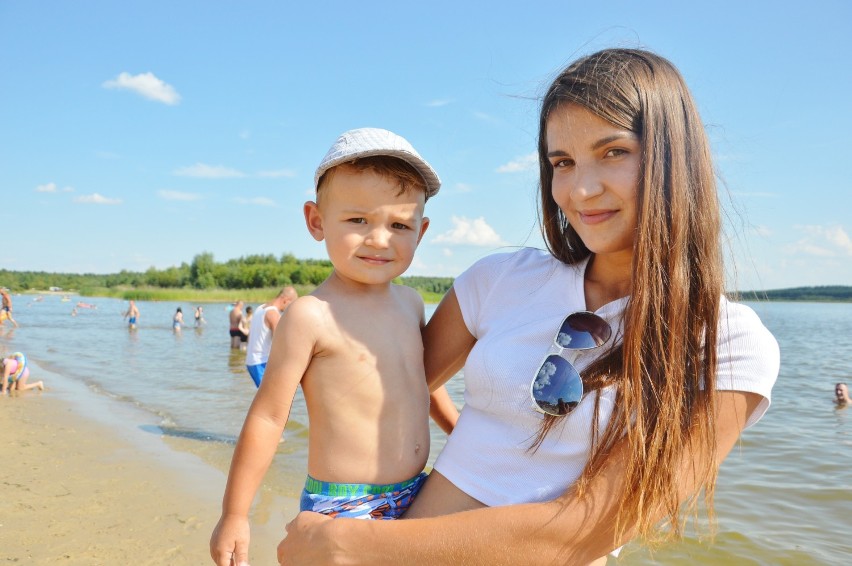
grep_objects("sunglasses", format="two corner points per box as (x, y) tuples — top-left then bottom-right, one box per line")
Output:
(530, 311), (612, 416)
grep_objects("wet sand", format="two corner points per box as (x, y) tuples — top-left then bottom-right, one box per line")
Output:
(0, 386), (288, 565)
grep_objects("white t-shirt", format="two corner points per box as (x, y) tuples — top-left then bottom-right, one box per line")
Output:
(246, 303), (274, 366)
(433, 248), (780, 507)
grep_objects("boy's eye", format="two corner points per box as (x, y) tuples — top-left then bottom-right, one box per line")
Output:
(347, 218), (366, 224)
(392, 222), (411, 230)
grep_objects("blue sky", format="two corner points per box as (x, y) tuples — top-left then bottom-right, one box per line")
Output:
(2, 1), (850, 290)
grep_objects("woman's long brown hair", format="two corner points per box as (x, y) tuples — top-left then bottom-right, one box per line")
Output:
(535, 49), (723, 542)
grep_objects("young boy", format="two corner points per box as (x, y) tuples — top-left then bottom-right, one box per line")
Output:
(210, 128), (458, 565)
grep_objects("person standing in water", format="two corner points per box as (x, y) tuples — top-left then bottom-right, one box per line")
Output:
(123, 300), (140, 330)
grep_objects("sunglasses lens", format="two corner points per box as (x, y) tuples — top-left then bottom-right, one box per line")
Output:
(531, 354), (583, 416)
(555, 312), (612, 349)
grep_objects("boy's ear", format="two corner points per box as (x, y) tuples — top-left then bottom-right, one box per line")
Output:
(303, 201), (325, 242)
(416, 216), (430, 245)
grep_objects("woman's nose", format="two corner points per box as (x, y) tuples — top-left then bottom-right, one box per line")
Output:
(571, 166), (604, 199)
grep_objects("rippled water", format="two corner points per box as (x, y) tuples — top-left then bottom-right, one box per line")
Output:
(3, 296), (850, 564)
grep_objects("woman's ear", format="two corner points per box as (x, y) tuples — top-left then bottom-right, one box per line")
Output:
(303, 201), (325, 241)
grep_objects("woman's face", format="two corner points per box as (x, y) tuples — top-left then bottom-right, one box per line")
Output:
(545, 103), (641, 261)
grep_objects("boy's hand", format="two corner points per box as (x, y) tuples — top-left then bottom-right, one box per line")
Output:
(210, 513), (251, 566)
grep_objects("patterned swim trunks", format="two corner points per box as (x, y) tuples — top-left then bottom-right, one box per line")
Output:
(299, 471), (427, 520)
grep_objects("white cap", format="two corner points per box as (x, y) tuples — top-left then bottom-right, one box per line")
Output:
(314, 127), (441, 199)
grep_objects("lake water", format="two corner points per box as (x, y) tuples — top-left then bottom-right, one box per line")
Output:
(2, 296), (850, 564)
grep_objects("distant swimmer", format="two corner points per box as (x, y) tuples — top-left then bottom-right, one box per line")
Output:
(244, 287), (297, 387)
(835, 383), (851, 407)
(174, 307), (184, 332)
(1, 352), (44, 394)
(229, 301), (244, 349)
(123, 300), (140, 330)
(0, 289), (18, 328)
(194, 306), (206, 327)
(76, 301), (97, 309)
(237, 305), (253, 351)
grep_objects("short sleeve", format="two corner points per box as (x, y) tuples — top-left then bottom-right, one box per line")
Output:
(715, 299), (780, 428)
(453, 252), (516, 339)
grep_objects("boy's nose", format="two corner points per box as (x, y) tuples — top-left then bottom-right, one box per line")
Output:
(365, 227), (391, 247)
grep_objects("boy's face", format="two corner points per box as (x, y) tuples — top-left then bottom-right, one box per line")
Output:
(305, 165), (429, 286)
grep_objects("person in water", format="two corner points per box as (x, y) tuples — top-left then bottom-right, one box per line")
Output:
(835, 383), (850, 407)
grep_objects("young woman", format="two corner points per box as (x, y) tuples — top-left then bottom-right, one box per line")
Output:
(274, 48), (780, 566)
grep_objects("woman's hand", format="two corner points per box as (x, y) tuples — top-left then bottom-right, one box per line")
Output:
(277, 512), (340, 566)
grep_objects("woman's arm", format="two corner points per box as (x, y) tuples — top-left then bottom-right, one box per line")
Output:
(422, 289), (476, 391)
(277, 390), (763, 565)
(422, 289), (472, 433)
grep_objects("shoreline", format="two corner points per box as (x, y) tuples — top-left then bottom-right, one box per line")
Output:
(0, 361), (294, 565)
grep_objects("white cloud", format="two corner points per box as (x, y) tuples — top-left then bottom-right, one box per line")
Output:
(426, 99), (452, 107)
(35, 182), (57, 193)
(257, 169), (296, 178)
(173, 163), (246, 178)
(455, 182), (474, 193)
(496, 152), (537, 173)
(432, 216), (507, 247)
(102, 72), (181, 105)
(473, 111), (498, 123)
(234, 197), (277, 207)
(158, 190), (201, 202)
(74, 193), (122, 205)
(786, 225), (852, 257)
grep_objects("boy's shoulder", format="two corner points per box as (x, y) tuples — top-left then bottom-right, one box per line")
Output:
(391, 283), (425, 314)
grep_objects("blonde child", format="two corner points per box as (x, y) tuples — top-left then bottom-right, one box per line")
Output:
(211, 128), (458, 566)
(2, 352), (44, 394)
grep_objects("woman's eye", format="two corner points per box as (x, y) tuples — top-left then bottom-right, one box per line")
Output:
(605, 148), (627, 158)
(553, 158), (574, 168)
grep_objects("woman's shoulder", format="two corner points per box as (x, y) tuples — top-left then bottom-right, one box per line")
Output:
(462, 247), (563, 279)
(717, 296), (780, 373)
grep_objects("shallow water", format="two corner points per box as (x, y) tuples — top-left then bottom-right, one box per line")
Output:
(3, 296), (850, 564)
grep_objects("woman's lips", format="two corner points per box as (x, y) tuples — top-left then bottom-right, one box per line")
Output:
(578, 210), (617, 224)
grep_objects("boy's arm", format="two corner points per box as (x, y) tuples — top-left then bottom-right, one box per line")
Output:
(210, 299), (318, 566)
(429, 388), (458, 434)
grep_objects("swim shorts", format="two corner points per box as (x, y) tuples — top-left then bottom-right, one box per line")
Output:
(128, 317), (137, 325)
(300, 472), (427, 520)
(246, 363), (266, 387)
(229, 328), (241, 337)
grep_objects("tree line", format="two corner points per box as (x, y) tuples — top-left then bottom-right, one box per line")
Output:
(0, 252), (455, 297)
(738, 286), (852, 302)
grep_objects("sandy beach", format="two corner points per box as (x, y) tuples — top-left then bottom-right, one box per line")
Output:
(0, 385), (288, 565)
